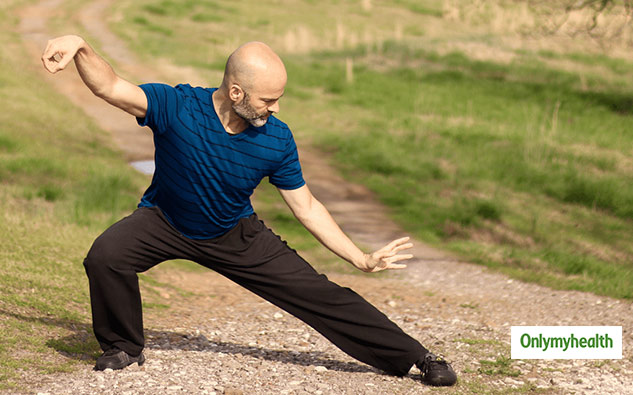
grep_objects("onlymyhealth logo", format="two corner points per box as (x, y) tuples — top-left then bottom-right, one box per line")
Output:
(511, 326), (622, 359)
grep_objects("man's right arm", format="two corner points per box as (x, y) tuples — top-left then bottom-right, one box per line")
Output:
(41, 35), (147, 118)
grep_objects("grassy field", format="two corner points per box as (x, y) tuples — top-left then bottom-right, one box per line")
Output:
(0, 1), (148, 387)
(291, 46), (633, 299)
(102, 0), (633, 299)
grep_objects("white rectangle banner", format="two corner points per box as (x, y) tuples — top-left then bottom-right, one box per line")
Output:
(511, 326), (622, 359)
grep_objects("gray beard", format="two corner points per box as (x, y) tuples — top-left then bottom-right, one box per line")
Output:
(233, 97), (268, 128)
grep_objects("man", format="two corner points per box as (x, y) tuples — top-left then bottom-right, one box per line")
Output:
(41, 35), (457, 387)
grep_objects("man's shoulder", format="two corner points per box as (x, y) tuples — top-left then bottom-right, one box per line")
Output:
(169, 85), (216, 121)
(139, 83), (211, 101)
(173, 84), (215, 100)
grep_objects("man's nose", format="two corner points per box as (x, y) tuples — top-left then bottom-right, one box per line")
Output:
(268, 101), (280, 114)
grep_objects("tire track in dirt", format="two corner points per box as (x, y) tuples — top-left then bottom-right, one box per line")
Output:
(16, 1), (633, 393)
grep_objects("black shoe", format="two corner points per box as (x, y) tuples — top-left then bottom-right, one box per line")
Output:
(94, 348), (145, 371)
(416, 353), (457, 386)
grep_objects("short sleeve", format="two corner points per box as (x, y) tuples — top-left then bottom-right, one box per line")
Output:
(268, 136), (305, 190)
(136, 83), (181, 135)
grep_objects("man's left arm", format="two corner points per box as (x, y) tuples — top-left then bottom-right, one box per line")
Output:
(278, 185), (413, 273)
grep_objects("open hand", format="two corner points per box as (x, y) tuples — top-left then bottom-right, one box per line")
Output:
(358, 237), (414, 273)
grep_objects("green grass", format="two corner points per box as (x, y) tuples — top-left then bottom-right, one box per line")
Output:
(478, 356), (521, 377)
(451, 336), (539, 393)
(102, 0), (633, 299)
(108, 0), (446, 70)
(0, 1), (152, 388)
(283, 48), (633, 297)
(254, 182), (359, 275)
(392, 0), (444, 17)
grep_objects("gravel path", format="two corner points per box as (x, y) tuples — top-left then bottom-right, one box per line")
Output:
(14, 0), (633, 393)
(22, 270), (633, 394)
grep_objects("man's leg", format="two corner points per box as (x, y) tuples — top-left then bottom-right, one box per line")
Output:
(83, 206), (195, 359)
(192, 215), (427, 376)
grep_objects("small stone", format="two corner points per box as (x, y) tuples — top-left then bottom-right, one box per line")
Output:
(388, 301), (397, 307)
(504, 378), (523, 386)
(314, 366), (328, 373)
(273, 312), (283, 319)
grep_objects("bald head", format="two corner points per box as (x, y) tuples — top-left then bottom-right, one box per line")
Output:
(222, 41), (287, 92)
(214, 42), (287, 131)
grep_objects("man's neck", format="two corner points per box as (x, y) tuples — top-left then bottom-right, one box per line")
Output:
(212, 89), (248, 135)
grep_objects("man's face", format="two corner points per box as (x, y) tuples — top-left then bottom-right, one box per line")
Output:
(232, 91), (271, 128)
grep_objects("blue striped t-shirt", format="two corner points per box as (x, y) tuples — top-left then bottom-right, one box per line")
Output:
(136, 83), (305, 239)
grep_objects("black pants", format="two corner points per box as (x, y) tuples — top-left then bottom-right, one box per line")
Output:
(83, 206), (427, 375)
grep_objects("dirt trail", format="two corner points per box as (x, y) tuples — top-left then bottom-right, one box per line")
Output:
(15, 0), (633, 394)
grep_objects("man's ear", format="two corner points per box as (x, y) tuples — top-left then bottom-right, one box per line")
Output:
(229, 84), (244, 103)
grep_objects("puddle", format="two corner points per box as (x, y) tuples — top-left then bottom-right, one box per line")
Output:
(130, 160), (155, 175)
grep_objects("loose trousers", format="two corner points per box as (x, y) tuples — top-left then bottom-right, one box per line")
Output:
(83, 206), (427, 375)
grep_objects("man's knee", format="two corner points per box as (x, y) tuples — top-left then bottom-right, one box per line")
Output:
(83, 232), (127, 274)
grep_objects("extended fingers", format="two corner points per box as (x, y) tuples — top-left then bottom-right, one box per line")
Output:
(368, 251), (412, 273)
(384, 253), (414, 264)
(366, 236), (415, 272)
(392, 242), (413, 254)
(370, 262), (408, 272)
(384, 236), (413, 252)
(381, 239), (413, 256)
(386, 236), (410, 249)
(374, 238), (413, 259)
